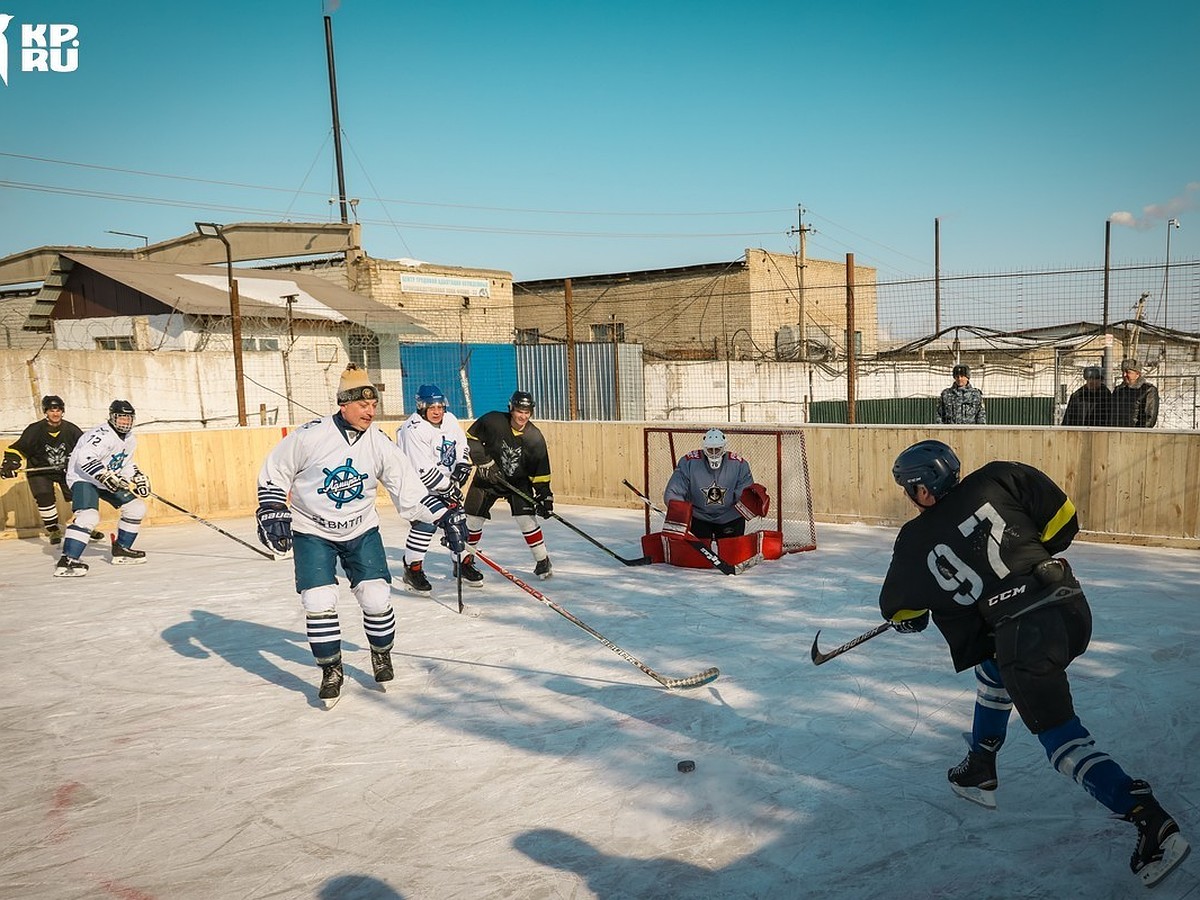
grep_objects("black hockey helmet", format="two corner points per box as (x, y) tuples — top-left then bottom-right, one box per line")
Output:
(508, 390), (535, 413)
(893, 440), (961, 502)
(42, 395), (65, 412)
(108, 399), (136, 435)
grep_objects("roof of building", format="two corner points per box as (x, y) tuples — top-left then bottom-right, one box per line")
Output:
(54, 254), (430, 335)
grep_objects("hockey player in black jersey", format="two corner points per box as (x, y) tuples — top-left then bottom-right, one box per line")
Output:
(879, 440), (1189, 888)
(464, 390), (554, 579)
(1, 395), (101, 544)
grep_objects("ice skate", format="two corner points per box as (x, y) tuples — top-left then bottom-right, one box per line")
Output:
(453, 554), (485, 588)
(111, 537), (146, 566)
(534, 556), (553, 580)
(46, 525), (62, 546)
(318, 660), (344, 709)
(948, 739), (1000, 809)
(53, 555), (88, 578)
(371, 649), (394, 684)
(1124, 781), (1190, 887)
(402, 559), (431, 594)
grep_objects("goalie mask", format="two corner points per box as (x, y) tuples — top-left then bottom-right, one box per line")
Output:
(702, 428), (727, 470)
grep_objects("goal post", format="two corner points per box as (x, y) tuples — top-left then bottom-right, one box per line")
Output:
(642, 426), (817, 553)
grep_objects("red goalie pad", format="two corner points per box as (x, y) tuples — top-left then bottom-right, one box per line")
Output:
(640, 530), (784, 569)
(735, 482), (771, 519)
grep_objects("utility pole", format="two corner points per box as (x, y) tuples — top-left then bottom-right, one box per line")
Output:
(934, 217), (942, 335)
(786, 204), (814, 359)
(564, 279), (578, 421)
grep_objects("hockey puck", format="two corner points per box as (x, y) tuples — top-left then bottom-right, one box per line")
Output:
(677, 760), (696, 773)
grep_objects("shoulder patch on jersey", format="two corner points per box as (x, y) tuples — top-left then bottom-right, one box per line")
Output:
(683, 449), (704, 461)
(726, 451), (745, 462)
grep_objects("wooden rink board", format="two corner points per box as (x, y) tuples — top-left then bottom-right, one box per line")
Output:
(2, 421), (1197, 548)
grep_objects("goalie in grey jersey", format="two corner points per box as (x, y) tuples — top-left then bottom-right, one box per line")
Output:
(255, 365), (468, 706)
(663, 429), (766, 540)
(878, 440), (1189, 888)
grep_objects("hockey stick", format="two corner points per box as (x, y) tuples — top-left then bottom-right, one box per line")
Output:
(20, 465), (67, 476)
(148, 491), (277, 560)
(456, 549), (465, 614)
(491, 473), (652, 567)
(620, 479), (742, 576)
(810, 622), (895, 666)
(473, 548), (720, 690)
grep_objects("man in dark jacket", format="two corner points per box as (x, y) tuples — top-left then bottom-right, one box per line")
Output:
(1110, 358), (1159, 428)
(936, 364), (987, 424)
(1061, 366), (1111, 427)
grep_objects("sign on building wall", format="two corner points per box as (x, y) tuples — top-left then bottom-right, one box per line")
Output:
(400, 274), (491, 298)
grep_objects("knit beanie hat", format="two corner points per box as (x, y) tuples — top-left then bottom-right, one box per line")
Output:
(336, 364), (377, 403)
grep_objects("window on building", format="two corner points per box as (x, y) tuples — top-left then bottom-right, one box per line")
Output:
(95, 336), (135, 351)
(348, 332), (380, 375)
(590, 322), (625, 342)
(242, 337), (281, 351)
(516, 328), (540, 345)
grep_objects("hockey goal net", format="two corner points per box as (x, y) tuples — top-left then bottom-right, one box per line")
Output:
(641, 426), (817, 553)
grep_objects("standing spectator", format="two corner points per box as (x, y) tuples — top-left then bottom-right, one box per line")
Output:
(937, 364), (987, 424)
(464, 390), (554, 579)
(254, 364), (468, 707)
(2, 395), (101, 544)
(56, 400), (153, 577)
(1061, 366), (1111, 427)
(396, 384), (478, 592)
(880, 440), (1189, 888)
(1110, 358), (1159, 428)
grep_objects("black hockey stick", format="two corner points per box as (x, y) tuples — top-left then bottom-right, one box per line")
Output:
(621, 479), (742, 576)
(148, 491), (277, 560)
(473, 548), (719, 690)
(456, 549), (465, 614)
(810, 622), (895, 666)
(491, 473), (652, 567)
(21, 465), (67, 475)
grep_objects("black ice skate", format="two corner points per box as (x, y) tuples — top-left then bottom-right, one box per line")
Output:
(1124, 780), (1191, 887)
(371, 649), (394, 684)
(948, 738), (1001, 809)
(453, 554), (485, 588)
(534, 556), (553, 580)
(53, 555), (88, 578)
(402, 559), (431, 594)
(318, 660), (344, 708)
(111, 538), (147, 566)
(46, 525), (62, 545)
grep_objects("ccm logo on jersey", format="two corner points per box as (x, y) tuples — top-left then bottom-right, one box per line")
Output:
(985, 584), (1027, 607)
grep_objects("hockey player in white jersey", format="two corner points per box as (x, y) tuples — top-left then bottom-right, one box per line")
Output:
(396, 384), (479, 592)
(55, 399), (153, 577)
(255, 365), (468, 707)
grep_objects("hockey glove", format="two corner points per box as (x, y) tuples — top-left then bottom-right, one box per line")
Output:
(452, 461), (473, 487)
(533, 490), (554, 517)
(130, 469), (152, 498)
(891, 610), (930, 634)
(256, 502), (293, 554)
(97, 470), (128, 493)
(438, 483), (464, 506)
(439, 507), (469, 554)
(0, 454), (18, 479)
(1033, 558), (1069, 586)
(474, 459), (497, 484)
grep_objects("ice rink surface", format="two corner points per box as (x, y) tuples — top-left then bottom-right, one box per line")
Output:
(1, 506), (1196, 900)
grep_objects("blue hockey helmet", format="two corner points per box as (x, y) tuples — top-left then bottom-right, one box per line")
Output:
(892, 440), (960, 502)
(415, 384), (447, 414)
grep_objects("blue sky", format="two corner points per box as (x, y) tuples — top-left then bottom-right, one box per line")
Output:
(1, 1), (1197, 281)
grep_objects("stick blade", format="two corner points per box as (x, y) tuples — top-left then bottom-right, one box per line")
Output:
(810, 631), (830, 666)
(663, 666), (720, 690)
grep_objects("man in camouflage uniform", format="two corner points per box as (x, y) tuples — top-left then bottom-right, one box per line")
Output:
(937, 364), (987, 424)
